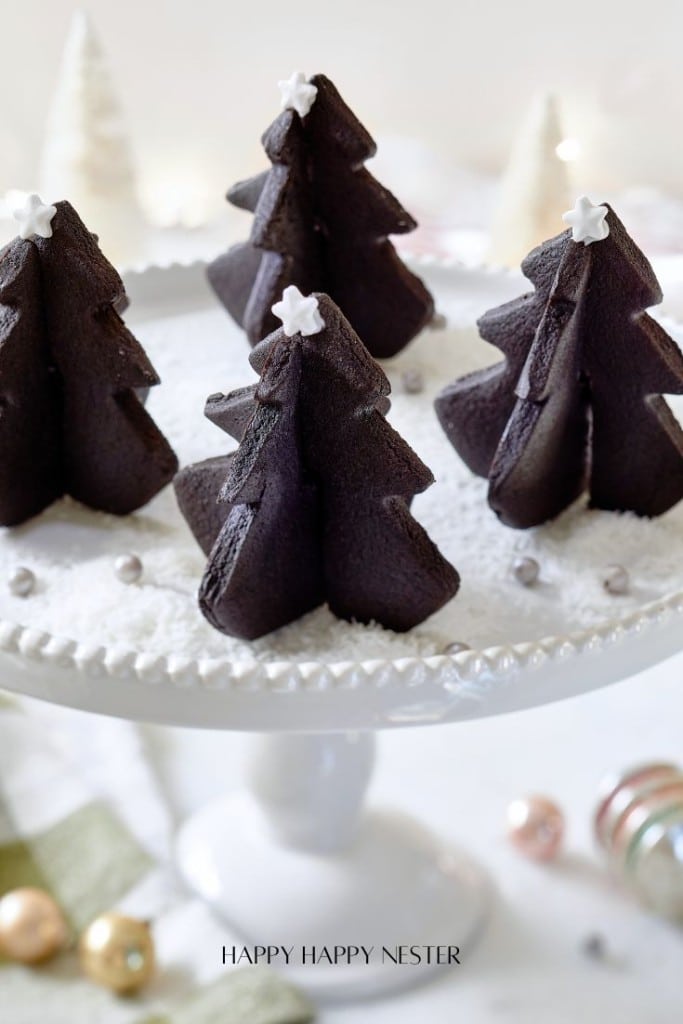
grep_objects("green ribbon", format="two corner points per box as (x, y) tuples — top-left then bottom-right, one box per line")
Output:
(0, 801), (152, 932)
(135, 968), (315, 1024)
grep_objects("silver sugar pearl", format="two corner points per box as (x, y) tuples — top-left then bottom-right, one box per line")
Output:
(8, 566), (36, 597)
(429, 311), (448, 331)
(401, 369), (424, 395)
(443, 641), (470, 655)
(115, 553), (143, 585)
(512, 556), (540, 587)
(603, 564), (629, 596)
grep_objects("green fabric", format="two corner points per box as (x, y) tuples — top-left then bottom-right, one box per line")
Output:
(0, 959), (142, 1024)
(0, 827), (48, 966)
(0, 801), (152, 931)
(0, 702), (315, 1023)
(0, 835), (47, 892)
(134, 970), (315, 1024)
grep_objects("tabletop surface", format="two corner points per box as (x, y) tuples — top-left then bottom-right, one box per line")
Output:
(144, 648), (683, 1023)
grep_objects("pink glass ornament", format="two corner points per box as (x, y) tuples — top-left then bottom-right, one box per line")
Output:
(507, 795), (565, 861)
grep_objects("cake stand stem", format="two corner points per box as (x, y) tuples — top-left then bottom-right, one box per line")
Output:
(176, 731), (492, 1001)
(246, 732), (376, 853)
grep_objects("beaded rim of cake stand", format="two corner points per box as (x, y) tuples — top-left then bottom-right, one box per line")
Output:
(0, 588), (680, 693)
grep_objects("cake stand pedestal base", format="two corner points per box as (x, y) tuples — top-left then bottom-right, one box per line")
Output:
(176, 732), (492, 1000)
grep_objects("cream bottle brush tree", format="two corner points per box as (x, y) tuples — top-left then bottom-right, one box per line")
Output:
(488, 93), (573, 268)
(39, 10), (142, 267)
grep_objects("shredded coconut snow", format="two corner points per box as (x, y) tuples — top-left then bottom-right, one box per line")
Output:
(1, 295), (681, 664)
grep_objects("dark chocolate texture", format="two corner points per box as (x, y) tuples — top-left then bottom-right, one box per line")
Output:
(0, 201), (178, 525)
(207, 75), (434, 358)
(175, 294), (459, 639)
(435, 207), (683, 526)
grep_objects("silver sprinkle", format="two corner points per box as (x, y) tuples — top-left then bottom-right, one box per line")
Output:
(581, 933), (607, 960)
(603, 564), (629, 596)
(401, 369), (424, 395)
(115, 553), (143, 585)
(512, 556), (540, 587)
(8, 566), (35, 597)
(429, 311), (448, 331)
(443, 641), (470, 655)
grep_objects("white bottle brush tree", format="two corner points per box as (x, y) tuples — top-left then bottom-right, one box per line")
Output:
(488, 93), (572, 268)
(39, 10), (142, 266)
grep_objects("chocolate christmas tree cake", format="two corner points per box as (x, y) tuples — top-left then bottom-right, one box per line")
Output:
(1, 197), (681, 668)
(0, 196), (177, 525)
(207, 72), (434, 358)
(435, 197), (683, 528)
(175, 287), (459, 639)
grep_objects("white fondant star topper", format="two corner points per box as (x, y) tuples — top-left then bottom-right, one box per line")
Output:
(278, 71), (317, 119)
(562, 196), (610, 246)
(272, 285), (325, 337)
(11, 193), (57, 240)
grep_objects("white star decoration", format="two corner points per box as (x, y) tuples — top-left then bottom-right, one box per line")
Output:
(272, 286), (325, 337)
(12, 193), (57, 240)
(278, 71), (318, 119)
(562, 196), (610, 246)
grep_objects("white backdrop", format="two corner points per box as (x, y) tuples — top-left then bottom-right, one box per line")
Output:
(2, 0), (683, 216)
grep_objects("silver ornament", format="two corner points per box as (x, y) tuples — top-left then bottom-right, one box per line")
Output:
(512, 556), (540, 587)
(401, 369), (424, 395)
(115, 554), (143, 585)
(603, 564), (629, 595)
(8, 567), (36, 597)
(443, 641), (470, 655)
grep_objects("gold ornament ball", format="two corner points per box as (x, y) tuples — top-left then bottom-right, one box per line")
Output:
(79, 913), (155, 994)
(0, 887), (68, 964)
(507, 795), (565, 861)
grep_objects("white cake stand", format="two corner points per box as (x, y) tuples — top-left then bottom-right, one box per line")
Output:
(1, 587), (681, 1000)
(1, 259), (682, 1000)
